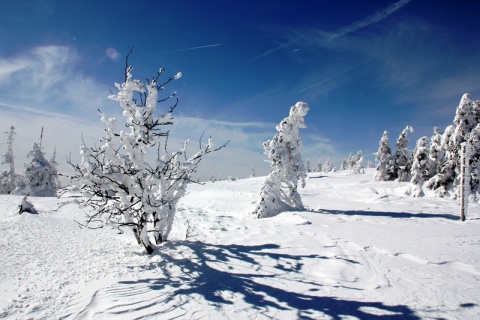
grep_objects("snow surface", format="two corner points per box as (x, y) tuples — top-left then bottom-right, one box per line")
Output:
(0, 169), (479, 319)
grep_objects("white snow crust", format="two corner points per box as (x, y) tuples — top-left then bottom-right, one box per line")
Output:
(0, 168), (479, 319)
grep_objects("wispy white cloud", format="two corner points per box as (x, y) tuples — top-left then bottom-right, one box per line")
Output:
(0, 46), (112, 119)
(0, 45), (342, 180)
(0, 46), (285, 180)
(0, 101), (85, 122)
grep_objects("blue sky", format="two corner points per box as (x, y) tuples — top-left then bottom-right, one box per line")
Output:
(1, 0), (479, 180)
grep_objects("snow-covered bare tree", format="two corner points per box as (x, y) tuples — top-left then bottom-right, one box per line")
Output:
(69, 53), (226, 254)
(250, 164), (256, 178)
(0, 126), (17, 194)
(253, 101), (309, 218)
(14, 142), (58, 197)
(393, 126), (414, 181)
(408, 137), (430, 197)
(374, 131), (393, 181)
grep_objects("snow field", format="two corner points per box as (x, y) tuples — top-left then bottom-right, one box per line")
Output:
(0, 168), (479, 319)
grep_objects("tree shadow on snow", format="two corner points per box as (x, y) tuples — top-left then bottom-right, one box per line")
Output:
(120, 241), (420, 319)
(313, 209), (459, 221)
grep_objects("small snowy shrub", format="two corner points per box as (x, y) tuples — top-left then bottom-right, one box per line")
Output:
(69, 52), (226, 254)
(253, 101), (309, 218)
(18, 196), (38, 214)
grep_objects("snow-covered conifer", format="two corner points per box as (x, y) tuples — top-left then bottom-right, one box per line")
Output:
(0, 126), (17, 194)
(472, 100), (480, 125)
(453, 93), (476, 147)
(374, 131), (393, 181)
(69, 53), (226, 254)
(409, 137), (430, 197)
(353, 151), (365, 174)
(14, 143), (58, 197)
(394, 126), (414, 181)
(426, 125), (456, 196)
(346, 153), (355, 170)
(467, 124), (480, 201)
(49, 146), (60, 189)
(429, 127), (444, 177)
(253, 101), (309, 218)
(317, 159), (323, 172)
(250, 164), (256, 178)
(323, 158), (333, 173)
(305, 158), (311, 173)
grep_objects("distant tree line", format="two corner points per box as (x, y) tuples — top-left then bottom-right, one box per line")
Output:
(374, 93), (480, 201)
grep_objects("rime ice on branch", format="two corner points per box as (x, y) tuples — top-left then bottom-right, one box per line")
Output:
(253, 101), (309, 218)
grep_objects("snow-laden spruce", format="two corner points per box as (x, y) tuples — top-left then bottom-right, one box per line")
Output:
(374, 131), (393, 181)
(429, 127), (444, 177)
(0, 126), (17, 194)
(305, 158), (311, 173)
(69, 55), (225, 254)
(323, 158), (334, 173)
(12, 142), (58, 197)
(407, 136), (430, 197)
(427, 94), (480, 198)
(466, 124), (480, 201)
(253, 101), (309, 218)
(250, 164), (256, 178)
(394, 125), (414, 181)
(316, 159), (323, 172)
(426, 125), (457, 196)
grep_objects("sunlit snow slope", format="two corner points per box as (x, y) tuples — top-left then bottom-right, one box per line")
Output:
(0, 169), (479, 319)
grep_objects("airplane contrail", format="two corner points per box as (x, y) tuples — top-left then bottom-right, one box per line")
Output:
(158, 43), (221, 54)
(330, 0), (412, 40)
(250, 0), (412, 62)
